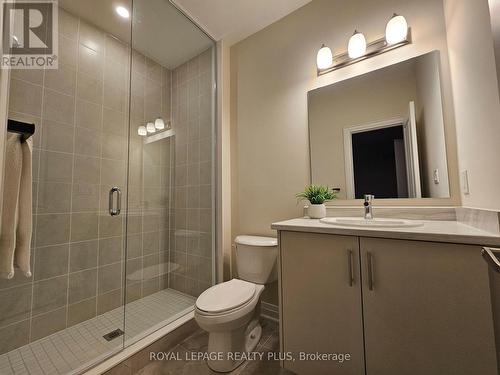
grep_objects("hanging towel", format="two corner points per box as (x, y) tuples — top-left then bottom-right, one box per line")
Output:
(15, 136), (32, 277)
(0, 133), (22, 279)
(0, 133), (32, 279)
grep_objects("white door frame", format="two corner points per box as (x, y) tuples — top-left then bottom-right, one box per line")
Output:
(343, 118), (405, 199)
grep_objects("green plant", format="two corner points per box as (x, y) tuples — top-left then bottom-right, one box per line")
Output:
(296, 185), (337, 205)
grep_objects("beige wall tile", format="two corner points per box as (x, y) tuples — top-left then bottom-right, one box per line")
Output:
(71, 212), (99, 242)
(30, 307), (66, 341)
(0, 284), (32, 327)
(37, 182), (71, 213)
(97, 288), (122, 314)
(98, 263), (122, 294)
(38, 150), (73, 183)
(74, 155), (100, 184)
(58, 7), (78, 40)
(76, 99), (102, 129)
(0, 320), (29, 355)
(99, 237), (123, 265)
(69, 269), (97, 304)
(70, 240), (98, 272)
(77, 72), (103, 104)
(75, 126), (101, 157)
(78, 44), (104, 79)
(44, 64), (77, 96)
(32, 275), (68, 315)
(43, 89), (75, 125)
(72, 183), (100, 212)
(9, 79), (43, 116)
(35, 214), (70, 247)
(40, 120), (75, 153)
(67, 297), (96, 327)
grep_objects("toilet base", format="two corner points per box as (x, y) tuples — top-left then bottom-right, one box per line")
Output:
(206, 319), (262, 373)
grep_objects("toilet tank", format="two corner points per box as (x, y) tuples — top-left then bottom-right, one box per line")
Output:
(235, 235), (278, 284)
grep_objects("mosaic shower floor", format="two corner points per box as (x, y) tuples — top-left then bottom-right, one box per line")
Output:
(0, 289), (195, 375)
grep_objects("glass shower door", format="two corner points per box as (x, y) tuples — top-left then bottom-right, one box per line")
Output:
(0, 1), (131, 373)
(123, 0), (217, 344)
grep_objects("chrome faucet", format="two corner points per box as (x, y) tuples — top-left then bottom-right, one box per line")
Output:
(364, 195), (374, 220)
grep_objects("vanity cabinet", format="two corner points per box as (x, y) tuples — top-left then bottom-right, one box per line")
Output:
(280, 231), (365, 375)
(279, 231), (497, 375)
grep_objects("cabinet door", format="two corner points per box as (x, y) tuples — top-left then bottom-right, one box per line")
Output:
(360, 237), (497, 375)
(280, 231), (365, 375)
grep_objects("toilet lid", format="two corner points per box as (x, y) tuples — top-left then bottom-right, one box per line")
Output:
(196, 279), (256, 313)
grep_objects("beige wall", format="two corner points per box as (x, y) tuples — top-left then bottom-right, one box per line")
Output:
(414, 52), (450, 198)
(444, 0), (500, 210)
(230, 0), (459, 304)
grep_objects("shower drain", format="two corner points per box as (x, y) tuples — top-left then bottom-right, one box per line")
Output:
(103, 329), (125, 341)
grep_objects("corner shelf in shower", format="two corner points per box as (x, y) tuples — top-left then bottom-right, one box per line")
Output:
(143, 129), (175, 144)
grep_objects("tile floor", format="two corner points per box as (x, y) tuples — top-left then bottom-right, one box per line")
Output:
(0, 289), (194, 375)
(135, 319), (294, 375)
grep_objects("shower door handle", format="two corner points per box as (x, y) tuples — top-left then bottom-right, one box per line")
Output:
(109, 187), (121, 216)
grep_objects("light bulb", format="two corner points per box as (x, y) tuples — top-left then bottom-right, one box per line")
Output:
(146, 122), (156, 133)
(154, 118), (165, 130)
(385, 14), (408, 45)
(348, 31), (367, 59)
(115, 6), (130, 19)
(138, 126), (147, 136)
(316, 44), (333, 70)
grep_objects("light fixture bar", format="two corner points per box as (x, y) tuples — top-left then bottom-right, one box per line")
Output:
(317, 28), (411, 76)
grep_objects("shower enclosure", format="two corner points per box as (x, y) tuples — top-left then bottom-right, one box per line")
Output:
(0, 0), (216, 373)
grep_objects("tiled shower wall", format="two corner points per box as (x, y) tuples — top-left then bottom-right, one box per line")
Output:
(0, 7), (172, 354)
(170, 50), (214, 297)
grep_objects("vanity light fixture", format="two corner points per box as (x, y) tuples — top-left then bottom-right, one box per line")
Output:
(317, 14), (411, 76)
(316, 44), (333, 70)
(154, 117), (165, 130)
(138, 126), (147, 136)
(347, 30), (367, 59)
(146, 122), (156, 133)
(385, 14), (408, 45)
(115, 6), (130, 19)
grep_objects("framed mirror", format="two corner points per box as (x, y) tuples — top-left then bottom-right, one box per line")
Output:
(308, 51), (450, 200)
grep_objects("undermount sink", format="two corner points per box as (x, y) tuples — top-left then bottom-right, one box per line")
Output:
(320, 217), (424, 228)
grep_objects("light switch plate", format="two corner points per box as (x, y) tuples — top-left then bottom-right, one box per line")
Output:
(433, 169), (440, 184)
(461, 170), (470, 194)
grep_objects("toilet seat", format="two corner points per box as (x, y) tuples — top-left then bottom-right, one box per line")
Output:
(196, 279), (256, 314)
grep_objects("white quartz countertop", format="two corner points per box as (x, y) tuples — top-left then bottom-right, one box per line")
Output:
(271, 218), (500, 247)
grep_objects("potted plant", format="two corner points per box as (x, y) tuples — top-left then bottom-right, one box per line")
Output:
(296, 185), (337, 219)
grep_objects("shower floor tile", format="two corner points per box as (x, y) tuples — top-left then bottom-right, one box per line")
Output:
(0, 289), (195, 375)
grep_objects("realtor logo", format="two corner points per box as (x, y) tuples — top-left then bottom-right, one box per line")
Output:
(2, 0), (58, 68)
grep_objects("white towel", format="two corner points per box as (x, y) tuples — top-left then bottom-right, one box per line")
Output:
(0, 133), (32, 279)
(15, 136), (32, 277)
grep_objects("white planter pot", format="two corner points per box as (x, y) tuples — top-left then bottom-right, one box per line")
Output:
(308, 204), (326, 219)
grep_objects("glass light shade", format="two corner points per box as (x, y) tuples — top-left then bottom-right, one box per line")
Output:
(385, 14), (408, 45)
(154, 118), (165, 130)
(316, 44), (333, 70)
(348, 31), (367, 59)
(138, 126), (147, 136)
(146, 122), (156, 133)
(115, 6), (130, 19)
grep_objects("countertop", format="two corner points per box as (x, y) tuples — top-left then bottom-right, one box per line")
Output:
(271, 218), (500, 247)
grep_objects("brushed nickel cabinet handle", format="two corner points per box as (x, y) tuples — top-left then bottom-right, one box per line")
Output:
(482, 247), (500, 273)
(348, 249), (354, 286)
(367, 251), (374, 291)
(108, 187), (121, 216)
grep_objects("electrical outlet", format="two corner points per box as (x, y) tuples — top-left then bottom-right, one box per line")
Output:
(461, 170), (470, 194)
(433, 169), (440, 184)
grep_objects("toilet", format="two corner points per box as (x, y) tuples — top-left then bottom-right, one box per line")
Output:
(194, 235), (278, 372)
